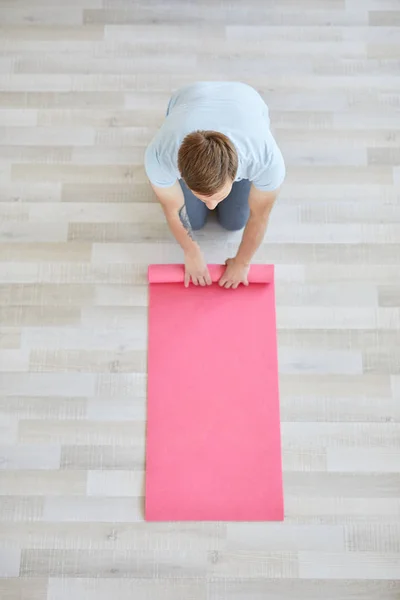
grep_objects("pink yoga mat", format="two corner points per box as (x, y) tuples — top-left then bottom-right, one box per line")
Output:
(146, 264), (283, 521)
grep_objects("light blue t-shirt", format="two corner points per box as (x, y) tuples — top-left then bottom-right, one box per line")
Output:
(144, 82), (285, 192)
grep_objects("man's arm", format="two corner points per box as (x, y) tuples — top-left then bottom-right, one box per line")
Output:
(150, 182), (211, 286)
(219, 184), (280, 288)
(151, 181), (196, 252)
(236, 184), (279, 265)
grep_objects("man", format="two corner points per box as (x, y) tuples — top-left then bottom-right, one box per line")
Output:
(145, 82), (285, 289)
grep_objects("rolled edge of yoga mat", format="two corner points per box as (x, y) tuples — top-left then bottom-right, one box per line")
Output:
(148, 264), (274, 284)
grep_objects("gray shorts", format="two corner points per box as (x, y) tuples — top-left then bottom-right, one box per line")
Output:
(179, 179), (251, 231)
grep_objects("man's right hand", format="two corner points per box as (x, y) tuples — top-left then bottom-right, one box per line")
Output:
(149, 181), (211, 287)
(184, 249), (212, 287)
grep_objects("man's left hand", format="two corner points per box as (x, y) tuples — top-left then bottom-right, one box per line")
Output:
(219, 258), (249, 289)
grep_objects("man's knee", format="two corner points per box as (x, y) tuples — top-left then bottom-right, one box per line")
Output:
(187, 211), (208, 231)
(218, 212), (248, 231)
(191, 219), (207, 231)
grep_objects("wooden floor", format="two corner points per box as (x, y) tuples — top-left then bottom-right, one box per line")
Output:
(1, 0), (400, 598)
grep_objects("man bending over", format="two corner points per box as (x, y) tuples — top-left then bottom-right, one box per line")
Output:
(145, 82), (285, 289)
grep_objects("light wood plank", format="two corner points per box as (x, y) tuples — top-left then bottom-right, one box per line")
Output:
(285, 496), (400, 523)
(280, 396), (400, 423)
(0, 521), (223, 551)
(20, 548), (208, 578)
(43, 496), (142, 522)
(299, 551), (400, 579)
(18, 419), (145, 445)
(60, 445), (144, 470)
(0, 578), (47, 600)
(0, 444), (61, 469)
(0, 471), (86, 495)
(0, 349), (29, 372)
(47, 578), (206, 600)
(0, 549), (21, 577)
(0, 496), (44, 522)
(0, 373), (95, 396)
(0, 396), (87, 419)
(0, 328), (21, 349)
(344, 523), (400, 552)
(208, 579), (400, 600)
(226, 523), (344, 552)
(30, 349), (146, 373)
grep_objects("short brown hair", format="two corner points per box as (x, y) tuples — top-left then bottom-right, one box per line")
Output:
(178, 131), (238, 196)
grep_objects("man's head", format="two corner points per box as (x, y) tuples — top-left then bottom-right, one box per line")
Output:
(178, 131), (238, 210)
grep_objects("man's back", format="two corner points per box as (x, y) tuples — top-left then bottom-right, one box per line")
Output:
(145, 82), (283, 192)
